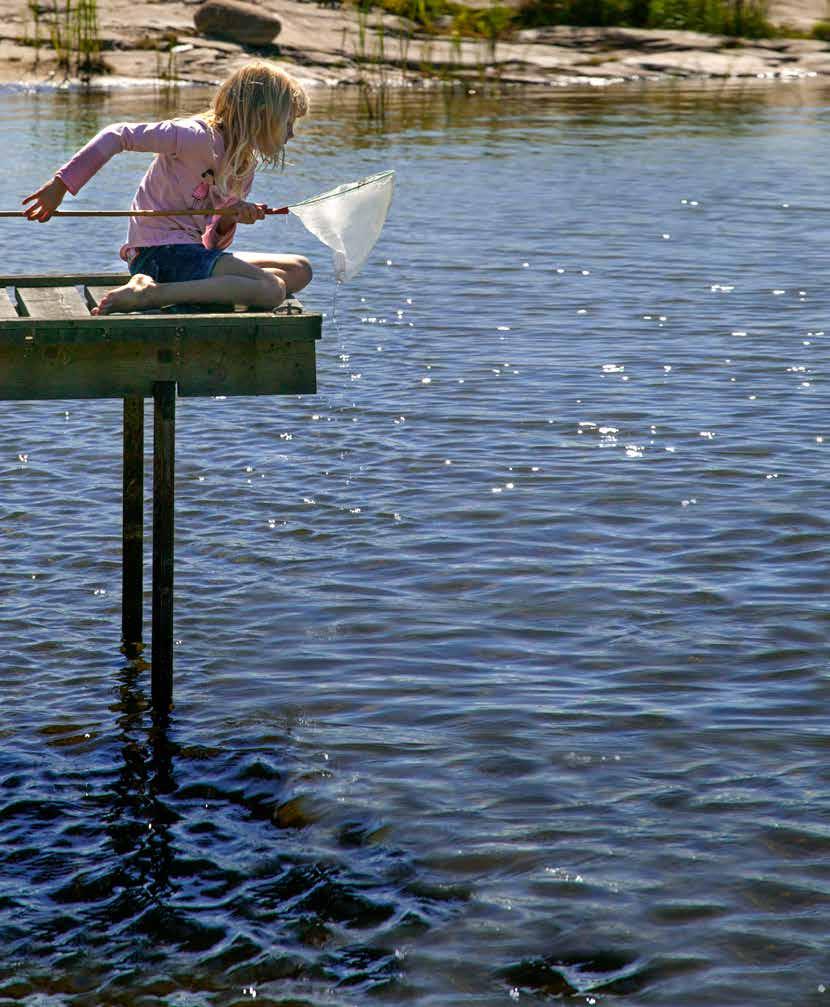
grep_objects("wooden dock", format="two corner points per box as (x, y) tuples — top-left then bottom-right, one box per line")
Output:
(0, 273), (322, 712)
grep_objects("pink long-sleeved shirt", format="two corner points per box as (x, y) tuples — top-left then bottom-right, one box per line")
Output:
(55, 117), (253, 262)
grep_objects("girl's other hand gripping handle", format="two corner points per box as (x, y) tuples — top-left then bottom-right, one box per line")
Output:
(216, 200), (268, 236)
(22, 176), (68, 222)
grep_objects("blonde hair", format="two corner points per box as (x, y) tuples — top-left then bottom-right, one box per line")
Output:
(204, 61), (309, 196)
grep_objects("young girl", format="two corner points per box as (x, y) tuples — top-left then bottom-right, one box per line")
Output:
(22, 61), (312, 315)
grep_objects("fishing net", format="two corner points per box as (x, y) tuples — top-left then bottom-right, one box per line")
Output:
(288, 170), (395, 283)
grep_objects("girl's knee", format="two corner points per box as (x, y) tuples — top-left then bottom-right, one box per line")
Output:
(288, 255), (312, 293)
(296, 255), (312, 283)
(257, 271), (286, 308)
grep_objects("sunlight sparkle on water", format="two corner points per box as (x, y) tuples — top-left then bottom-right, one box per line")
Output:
(6, 83), (830, 1007)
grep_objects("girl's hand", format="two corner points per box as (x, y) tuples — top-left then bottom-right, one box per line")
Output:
(22, 176), (68, 222)
(227, 200), (268, 225)
(215, 200), (267, 237)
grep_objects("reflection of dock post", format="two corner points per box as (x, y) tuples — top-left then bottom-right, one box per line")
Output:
(122, 395), (144, 653)
(152, 381), (176, 712)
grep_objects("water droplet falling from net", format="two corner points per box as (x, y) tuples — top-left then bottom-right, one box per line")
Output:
(288, 170), (395, 283)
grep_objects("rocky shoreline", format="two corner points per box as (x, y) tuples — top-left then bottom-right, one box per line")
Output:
(0, 0), (829, 90)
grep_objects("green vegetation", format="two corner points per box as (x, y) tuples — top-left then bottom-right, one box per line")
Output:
(353, 5), (390, 117)
(811, 19), (830, 39)
(51, 0), (106, 74)
(364, 0), (775, 39)
(20, 0), (109, 76)
(369, 0), (517, 43)
(134, 30), (180, 50)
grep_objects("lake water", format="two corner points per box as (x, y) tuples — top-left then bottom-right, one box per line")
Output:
(1, 77), (829, 1006)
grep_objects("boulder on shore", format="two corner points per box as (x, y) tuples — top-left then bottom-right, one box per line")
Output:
(194, 0), (282, 46)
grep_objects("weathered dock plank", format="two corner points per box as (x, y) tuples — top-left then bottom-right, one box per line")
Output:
(0, 314), (320, 399)
(16, 285), (91, 319)
(0, 273), (130, 287)
(0, 289), (17, 319)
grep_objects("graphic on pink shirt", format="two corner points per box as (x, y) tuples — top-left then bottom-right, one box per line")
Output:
(191, 168), (215, 202)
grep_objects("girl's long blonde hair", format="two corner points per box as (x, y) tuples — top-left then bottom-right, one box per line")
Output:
(204, 61), (309, 196)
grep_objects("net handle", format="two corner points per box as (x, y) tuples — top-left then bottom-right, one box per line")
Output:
(0, 206), (291, 218)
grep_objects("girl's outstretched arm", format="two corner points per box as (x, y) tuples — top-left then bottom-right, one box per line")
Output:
(46, 120), (208, 199)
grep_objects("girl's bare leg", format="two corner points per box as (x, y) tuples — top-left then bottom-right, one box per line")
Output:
(233, 252), (313, 295)
(92, 255), (288, 315)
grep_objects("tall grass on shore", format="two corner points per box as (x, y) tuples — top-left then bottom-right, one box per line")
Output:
(20, 0), (107, 76)
(351, 0), (516, 87)
(51, 0), (104, 74)
(353, 3), (391, 120)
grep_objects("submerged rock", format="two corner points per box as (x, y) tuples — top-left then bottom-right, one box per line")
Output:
(272, 794), (319, 828)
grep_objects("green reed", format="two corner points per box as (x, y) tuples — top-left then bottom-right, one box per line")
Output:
(154, 46), (181, 88)
(20, 0), (107, 76)
(50, 0), (106, 75)
(352, 3), (390, 120)
(350, 0), (517, 89)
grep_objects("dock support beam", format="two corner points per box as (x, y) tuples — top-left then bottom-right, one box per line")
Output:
(122, 395), (144, 654)
(152, 381), (176, 712)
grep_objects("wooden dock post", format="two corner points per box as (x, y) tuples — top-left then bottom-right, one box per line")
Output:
(122, 395), (144, 654)
(0, 273), (320, 712)
(152, 381), (176, 712)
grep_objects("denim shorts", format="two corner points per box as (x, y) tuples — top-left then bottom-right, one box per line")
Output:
(129, 244), (230, 283)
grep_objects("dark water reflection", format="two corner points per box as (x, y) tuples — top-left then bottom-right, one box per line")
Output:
(2, 78), (830, 1004)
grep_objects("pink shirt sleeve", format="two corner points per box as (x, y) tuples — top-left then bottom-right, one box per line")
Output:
(55, 120), (199, 196)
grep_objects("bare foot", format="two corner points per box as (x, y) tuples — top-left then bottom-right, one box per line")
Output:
(91, 273), (158, 315)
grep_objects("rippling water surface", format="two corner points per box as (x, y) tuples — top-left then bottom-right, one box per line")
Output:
(1, 79), (830, 1005)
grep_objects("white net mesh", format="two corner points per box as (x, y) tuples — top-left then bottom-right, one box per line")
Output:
(288, 170), (395, 283)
